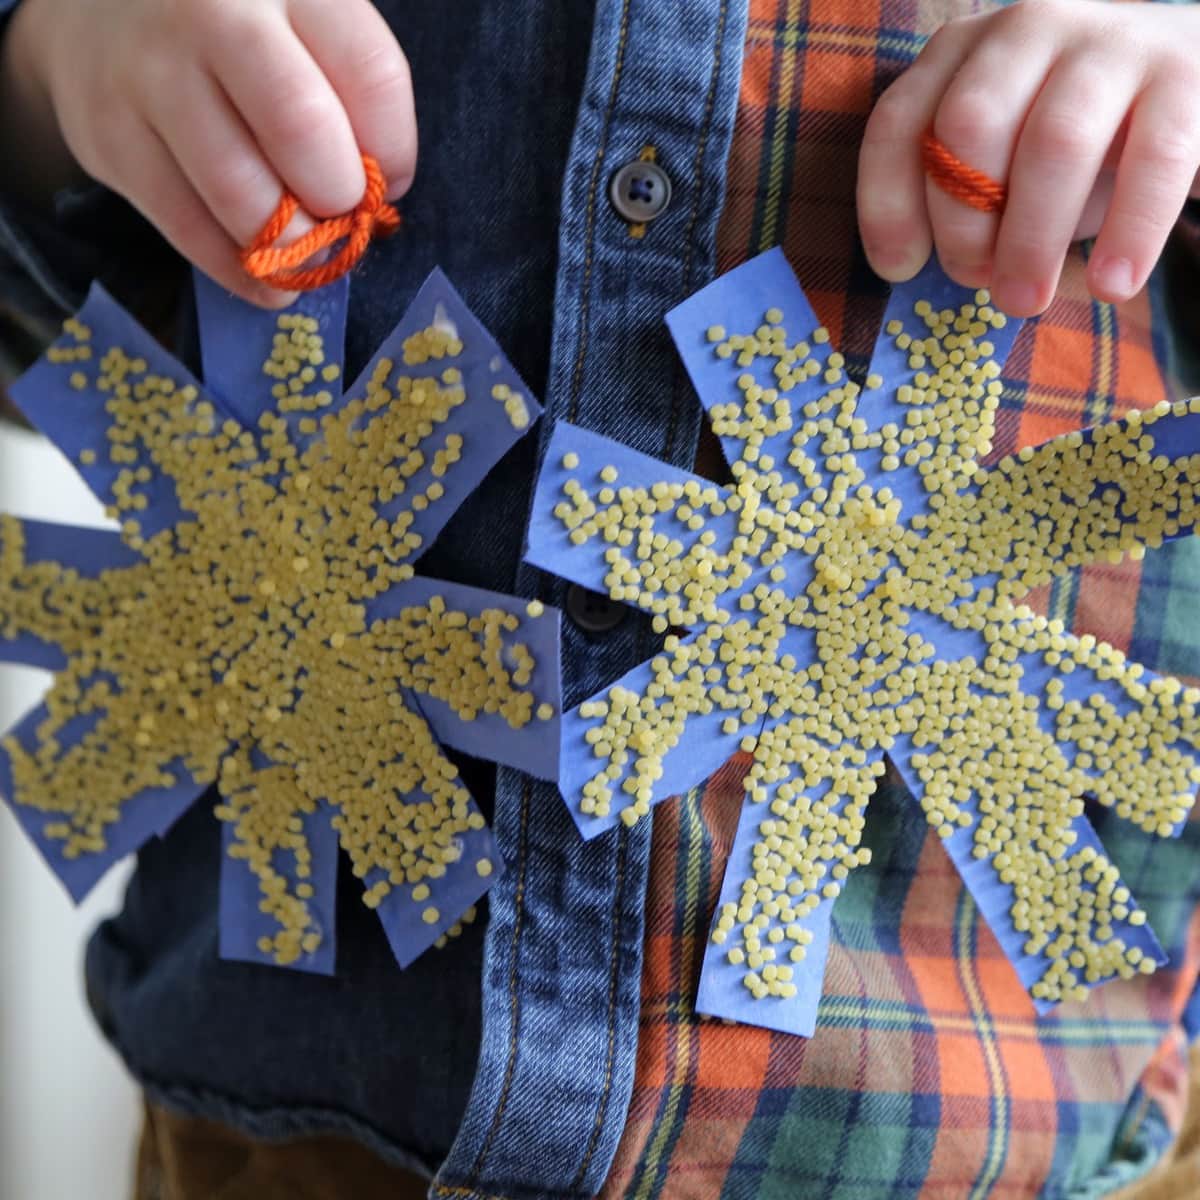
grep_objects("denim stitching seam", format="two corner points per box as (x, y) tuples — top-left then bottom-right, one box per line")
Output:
(664, 0), (731, 465)
(464, 0), (632, 1184)
(468, 777), (532, 1184)
(571, 6), (736, 1188)
(571, 828), (631, 1188)
(566, 0), (634, 426)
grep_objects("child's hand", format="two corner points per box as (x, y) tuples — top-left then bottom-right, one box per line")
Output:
(857, 0), (1200, 317)
(2, 0), (416, 307)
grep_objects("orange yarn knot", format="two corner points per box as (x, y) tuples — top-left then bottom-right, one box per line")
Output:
(920, 129), (1007, 215)
(241, 154), (401, 292)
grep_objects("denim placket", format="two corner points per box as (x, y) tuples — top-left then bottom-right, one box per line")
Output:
(432, 3), (749, 1199)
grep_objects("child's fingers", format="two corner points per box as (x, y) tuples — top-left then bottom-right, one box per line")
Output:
(858, 20), (977, 281)
(143, 65), (286, 247)
(115, 120), (296, 309)
(991, 56), (1133, 317)
(1073, 167), (1116, 243)
(287, 0), (418, 200)
(202, 6), (365, 218)
(1088, 77), (1200, 304)
(925, 26), (1057, 290)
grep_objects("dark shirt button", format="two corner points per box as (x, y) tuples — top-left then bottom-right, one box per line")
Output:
(609, 160), (672, 223)
(566, 584), (627, 634)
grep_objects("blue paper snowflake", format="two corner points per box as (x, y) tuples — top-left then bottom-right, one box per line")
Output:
(526, 248), (1200, 1035)
(0, 270), (560, 975)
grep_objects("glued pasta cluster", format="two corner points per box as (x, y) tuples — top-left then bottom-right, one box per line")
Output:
(553, 291), (1200, 1006)
(0, 312), (546, 964)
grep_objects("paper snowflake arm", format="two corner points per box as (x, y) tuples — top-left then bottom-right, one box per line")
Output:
(526, 247), (1200, 1036)
(0, 268), (560, 976)
(367, 576), (561, 781)
(0, 516), (140, 670)
(939, 402), (1200, 593)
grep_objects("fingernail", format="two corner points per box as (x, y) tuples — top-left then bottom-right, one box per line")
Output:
(993, 276), (1043, 317)
(386, 174), (415, 203)
(1092, 255), (1135, 300)
(256, 288), (299, 310)
(941, 259), (992, 289)
(866, 243), (925, 282)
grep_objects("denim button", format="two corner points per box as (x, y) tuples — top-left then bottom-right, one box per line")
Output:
(608, 160), (672, 223)
(566, 584), (626, 633)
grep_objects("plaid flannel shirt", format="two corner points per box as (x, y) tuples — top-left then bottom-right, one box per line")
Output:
(599, 2), (1200, 1197)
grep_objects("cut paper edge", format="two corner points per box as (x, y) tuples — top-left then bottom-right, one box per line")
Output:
(666, 246), (836, 476)
(10, 284), (238, 541)
(218, 796), (340, 976)
(366, 575), (562, 783)
(0, 517), (138, 671)
(374, 821), (502, 968)
(193, 270), (349, 431)
(0, 698), (203, 902)
(346, 268), (544, 560)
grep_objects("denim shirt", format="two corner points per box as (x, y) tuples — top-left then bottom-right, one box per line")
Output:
(0, 3), (750, 1197)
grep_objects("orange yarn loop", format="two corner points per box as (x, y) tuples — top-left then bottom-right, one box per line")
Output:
(921, 129), (1007, 215)
(241, 154), (401, 292)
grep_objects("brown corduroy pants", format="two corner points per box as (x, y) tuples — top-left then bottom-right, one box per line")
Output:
(134, 1104), (429, 1200)
(135, 1048), (1200, 1200)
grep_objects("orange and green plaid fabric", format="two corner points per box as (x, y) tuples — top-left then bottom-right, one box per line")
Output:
(600, 1), (1200, 1196)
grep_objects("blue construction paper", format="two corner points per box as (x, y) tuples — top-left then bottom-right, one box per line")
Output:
(2, 266), (553, 982)
(533, 248), (1193, 1032)
(693, 723), (870, 1034)
(364, 575), (561, 781)
(842, 267), (1023, 522)
(523, 422), (830, 702)
(695, 787), (835, 1035)
(694, 905), (833, 1036)
(559, 598), (816, 841)
(1019, 631), (1194, 788)
(12, 516), (139, 574)
(665, 249), (1028, 530)
(8, 285), (241, 540)
(904, 601), (1196, 837)
(374, 821), (501, 968)
(525, 421), (743, 602)
(529, 422), (828, 839)
(666, 247), (836, 474)
(0, 517), (139, 670)
(559, 634), (761, 840)
(218, 796), (340, 976)
(0, 699), (203, 901)
(660, 249), (1030, 600)
(350, 269), (542, 559)
(859, 259), (1025, 437)
(875, 597), (1175, 1001)
(888, 733), (1166, 1007)
(956, 406), (1200, 598)
(1184, 979), (1200, 1043)
(1154, 408), (1200, 461)
(193, 271), (349, 430)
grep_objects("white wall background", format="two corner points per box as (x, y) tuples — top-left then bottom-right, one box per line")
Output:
(0, 424), (140, 1200)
